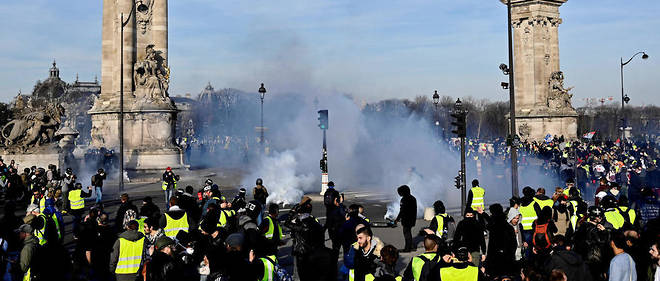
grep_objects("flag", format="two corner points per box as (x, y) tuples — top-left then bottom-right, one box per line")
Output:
(544, 134), (552, 143)
(582, 131), (596, 139)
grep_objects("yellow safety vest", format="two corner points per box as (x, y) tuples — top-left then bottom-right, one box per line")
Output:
(218, 209), (235, 227)
(439, 265), (478, 281)
(569, 200), (580, 231)
(349, 242), (358, 281)
(163, 212), (189, 238)
(365, 274), (402, 281)
(23, 268), (30, 281)
(519, 202), (538, 231)
(161, 178), (177, 191)
(604, 210), (625, 230)
(533, 197), (554, 211)
(34, 215), (48, 246)
(264, 216), (283, 240)
(618, 207), (636, 225)
(433, 214), (448, 238)
(39, 197), (45, 213)
(470, 187), (485, 210)
(412, 253), (437, 281)
(115, 237), (145, 274)
(51, 214), (62, 240)
(136, 217), (146, 234)
(259, 255), (277, 281)
(69, 189), (84, 210)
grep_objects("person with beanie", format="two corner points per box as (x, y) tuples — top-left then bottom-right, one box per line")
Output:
(395, 185), (417, 252)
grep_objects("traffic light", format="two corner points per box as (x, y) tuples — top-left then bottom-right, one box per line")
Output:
(454, 171), (462, 189)
(318, 110), (328, 130)
(451, 112), (466, 137)
(320, 158), (327, 171)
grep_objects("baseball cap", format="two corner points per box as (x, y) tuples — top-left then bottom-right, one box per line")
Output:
(26, 204), (40, 214)
(203, 185), (211, 192)
(155, 236), (175, 249)
(226, 233), (244, 248)
(15, 224), (33, 234)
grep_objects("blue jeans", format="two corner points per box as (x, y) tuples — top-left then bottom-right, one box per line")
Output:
(94, 186), (103, 204)
(164, 189), (173, 210)
(522, 229), (533, 260)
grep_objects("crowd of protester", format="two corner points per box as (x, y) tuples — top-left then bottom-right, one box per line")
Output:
(0, 136), (657, 281)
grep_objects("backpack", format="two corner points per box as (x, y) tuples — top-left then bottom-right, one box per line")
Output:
(533, 223), (551, 250)
(122, 208), (138, 229)
(264, 256), (293, 281)
(415, 255), (439, 281)
(323, 189), (337, 207)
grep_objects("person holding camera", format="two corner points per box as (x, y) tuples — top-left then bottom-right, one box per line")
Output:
(91, 168), (106, 205)
(286, 196), (335, 281)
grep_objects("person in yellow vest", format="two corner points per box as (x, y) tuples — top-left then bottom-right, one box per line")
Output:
(249, 248), (279, 281)
(159, 197), (191, 240)
(402, 235), (440, 281)
(110, 220), (146, 281)
(466, 180), (485, 212)
(616, 196), (637, 228)
(519, 187), (541, 259)
(424, 200), (454, 240)
(533, 188), (555, 211)
(68, 183), (92, 238)
(435, 247), (485, 281)
(260, 203), (284, 254)
(161, 167), (179, 210)
(347, 225), (384, 281)
(601, 196), (626, 230)
(17, 224), (38, 281)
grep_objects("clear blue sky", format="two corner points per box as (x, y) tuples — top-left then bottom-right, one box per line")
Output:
(0, 0), (658, 105)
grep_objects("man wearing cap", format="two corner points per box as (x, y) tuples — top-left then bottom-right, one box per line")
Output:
(162, 167), (179, 210)
(110, 220), (146, 281)
(17, 224), (38, 281)
(91, 168), (106, 205)
(146, 236), (183, 281)
(159, 197), (192, 240)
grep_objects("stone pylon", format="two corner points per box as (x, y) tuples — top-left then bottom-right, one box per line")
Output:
(502, 0), (577, 140)
(90, 0), (184, 173)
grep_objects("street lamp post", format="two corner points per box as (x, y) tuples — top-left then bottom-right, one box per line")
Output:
(118, 12), (130, 192)
(505, 0), (519, 197)
(620, 51), (648, 143)
(432, 90), (440, 139)
(258, 83), (267, 153)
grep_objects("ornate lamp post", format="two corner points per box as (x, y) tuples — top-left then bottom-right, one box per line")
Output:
(620, 51), (648, 142)
(432, 90), (440, 139)
(258, 83), (267, 152)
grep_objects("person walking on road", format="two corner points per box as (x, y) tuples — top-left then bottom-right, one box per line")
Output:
(253, 178), (268, 224)
(91, 169), (106, 205)
(395, 185), (417, 252)
(466, 179), (485, 212)
(161, 167), (179, 210)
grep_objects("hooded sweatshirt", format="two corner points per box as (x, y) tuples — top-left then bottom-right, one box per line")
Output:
(109, 230), (146, 274)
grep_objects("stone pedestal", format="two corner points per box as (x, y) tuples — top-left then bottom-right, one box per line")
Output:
(514, 112), (578, 140)
(89, 107), (184, 172)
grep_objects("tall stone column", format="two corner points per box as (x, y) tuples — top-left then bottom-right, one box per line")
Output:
(502, 0), (577, 140)
(91, 0), (184, 174)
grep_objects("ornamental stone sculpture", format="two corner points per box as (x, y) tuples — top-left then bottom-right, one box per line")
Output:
(134, 44), (171, 104)
(1, 103), (65, 151)
(547, 71), (574, 110)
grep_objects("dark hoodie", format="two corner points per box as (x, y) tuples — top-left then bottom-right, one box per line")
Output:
(544, 249), (593, 281)
(110, 230), (146, 275)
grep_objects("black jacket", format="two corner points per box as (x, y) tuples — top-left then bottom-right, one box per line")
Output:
(396, 195), (417, 227)
(146, 251), (183, 281)
(91, 172), (106, 188)
(115, 201), (139, 230)
(544, 249), (593, 281)
(286, 214), (325, 257)
(485, 214), (517, 277)
(453, 217), (486, 253)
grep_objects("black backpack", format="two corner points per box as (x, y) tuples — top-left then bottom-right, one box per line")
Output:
(415, 254), (440, 281)
(323, 189), (337, 207)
